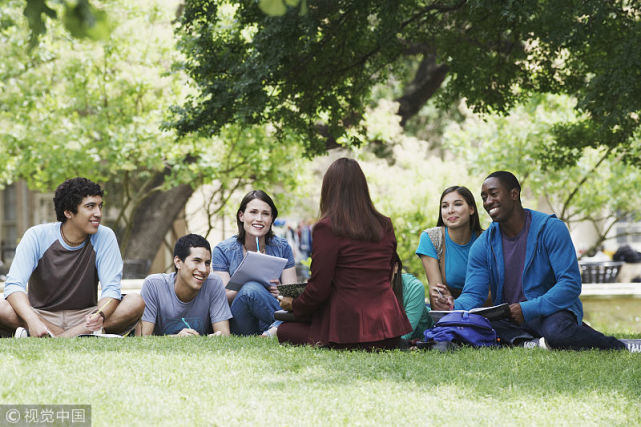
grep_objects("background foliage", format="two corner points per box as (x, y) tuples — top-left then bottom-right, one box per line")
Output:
(1, 0), (307, 265)
(6, 0), (641, 279)
(172, 0), (641, 166)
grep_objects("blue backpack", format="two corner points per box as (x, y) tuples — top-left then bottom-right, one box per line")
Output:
(423, 311), (499, 347)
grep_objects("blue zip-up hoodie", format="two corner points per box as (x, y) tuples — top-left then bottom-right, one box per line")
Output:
(455, 209), (583, 324)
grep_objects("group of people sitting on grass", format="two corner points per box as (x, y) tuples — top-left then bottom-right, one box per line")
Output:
(0, 158), (638, 352)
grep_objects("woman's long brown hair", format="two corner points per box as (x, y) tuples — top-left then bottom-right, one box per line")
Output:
(320, 158), (388, 241)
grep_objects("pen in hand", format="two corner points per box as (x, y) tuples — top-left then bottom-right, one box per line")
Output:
(181, 317), (192, 330)
(91, 299), (113, 320)
(435, 285), (453, 310)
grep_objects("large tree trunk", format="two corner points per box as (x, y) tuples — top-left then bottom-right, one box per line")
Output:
(396, 54), (449, 126)
(121, 182), (194, 278)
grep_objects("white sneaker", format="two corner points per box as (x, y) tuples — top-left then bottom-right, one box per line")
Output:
(523, 337), (548, 349)
(620, 339), (641, 353)
(261, 326), (278, 339)
(14, 327), (29, 338)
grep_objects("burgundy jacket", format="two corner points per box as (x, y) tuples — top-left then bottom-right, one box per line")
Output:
(292, 217), (411, 344)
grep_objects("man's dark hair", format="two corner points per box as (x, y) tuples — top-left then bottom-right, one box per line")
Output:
(173, 234), (211, 272)
(53, 177), (104, 223)
(486, 171), (521, 197)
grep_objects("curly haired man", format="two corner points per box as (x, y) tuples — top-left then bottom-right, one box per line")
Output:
(0, 177), (144, 337)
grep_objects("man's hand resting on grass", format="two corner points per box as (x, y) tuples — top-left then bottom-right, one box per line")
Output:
(27, 318), (53, 338)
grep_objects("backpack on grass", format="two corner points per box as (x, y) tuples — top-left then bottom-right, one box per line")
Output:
(423, 311), (499, 347)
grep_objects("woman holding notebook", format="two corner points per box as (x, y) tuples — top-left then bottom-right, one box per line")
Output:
(276, 158), (411, 349)
(211, 190), (297, 335)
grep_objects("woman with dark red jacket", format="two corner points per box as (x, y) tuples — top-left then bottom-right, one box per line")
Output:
(276, 158), (411, 349)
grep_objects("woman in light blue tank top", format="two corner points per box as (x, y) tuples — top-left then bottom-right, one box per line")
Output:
(416, 186), (483, 310)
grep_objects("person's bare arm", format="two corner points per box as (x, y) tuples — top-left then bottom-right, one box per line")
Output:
(214, 271), (236, 304)
(267, 266), (299, 297)
(210, 320), (230, 336)
(141, 321), (155, 336)
(57, 297), (120, 338)
(6, 292), (51, 337)
(420, 255), (453, 310)
(280, 267), (297, 284)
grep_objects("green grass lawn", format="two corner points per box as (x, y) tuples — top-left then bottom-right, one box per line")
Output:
(1, 332), (640, 426)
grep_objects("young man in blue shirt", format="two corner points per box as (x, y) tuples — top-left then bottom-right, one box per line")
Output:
(0, 177), (145, 337)
(455, 171), (638, 351)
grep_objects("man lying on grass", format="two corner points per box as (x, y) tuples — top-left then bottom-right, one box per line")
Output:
(140, 234), (231, 337)
(447, 171), (639, 352)
(0, 177), (145, 338)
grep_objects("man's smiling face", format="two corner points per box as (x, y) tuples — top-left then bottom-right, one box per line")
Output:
(481, 177), (518, 223)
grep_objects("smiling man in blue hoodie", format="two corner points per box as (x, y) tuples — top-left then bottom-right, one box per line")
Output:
(454, 171), (635, 351)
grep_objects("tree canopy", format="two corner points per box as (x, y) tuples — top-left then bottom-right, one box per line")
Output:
(171, 0), (641, 164)
(444, 93), (641, 255)
(2, 0), (307, 272)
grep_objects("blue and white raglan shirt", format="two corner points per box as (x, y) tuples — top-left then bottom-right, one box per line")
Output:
(4, 223), (122, 311)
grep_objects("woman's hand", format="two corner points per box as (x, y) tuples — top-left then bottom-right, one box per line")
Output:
(430, 283), (454, 310)
(277, 295), (293, 311)
(268, 279), (280, 298)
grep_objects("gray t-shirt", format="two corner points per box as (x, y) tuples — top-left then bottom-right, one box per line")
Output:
(141, 272), (232, 335)
(501, 211), (531, 304)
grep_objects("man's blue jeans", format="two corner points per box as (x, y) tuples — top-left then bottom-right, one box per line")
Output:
(491, 310), (625, 350)
(230, 281), (280, 335)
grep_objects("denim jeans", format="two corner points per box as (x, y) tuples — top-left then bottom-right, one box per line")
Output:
(230, 281), (280, 335)
(491, 310), (625, 350)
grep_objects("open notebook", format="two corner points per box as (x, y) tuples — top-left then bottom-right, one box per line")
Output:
(428, 303), (511, 323)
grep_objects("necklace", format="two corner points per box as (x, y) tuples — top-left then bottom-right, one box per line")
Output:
(60, 224), (86, 246)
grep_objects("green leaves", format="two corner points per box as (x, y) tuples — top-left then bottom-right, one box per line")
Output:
(172, 0), (641, 163)
(23, 0), (57, 47)
(62, 0), (112, 40)
(442, 93), (641, 251)
(22, 0), (111, 48)
(258, 0), (307, 16)
(258, 0), (287, 16)
(2, 0), (308, 251)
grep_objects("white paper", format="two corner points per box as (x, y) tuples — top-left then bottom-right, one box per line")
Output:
(226, 251), (288, 291)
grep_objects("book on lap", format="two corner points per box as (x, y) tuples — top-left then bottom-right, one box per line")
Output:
(226, 251), (288, 291)
(428, 303), (510, 323)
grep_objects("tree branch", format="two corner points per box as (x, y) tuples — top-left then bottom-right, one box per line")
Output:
(396, 53), (449, 126)
(560, 147), (614, 220)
